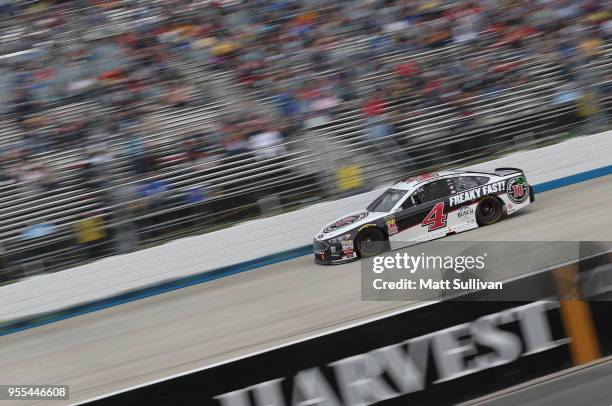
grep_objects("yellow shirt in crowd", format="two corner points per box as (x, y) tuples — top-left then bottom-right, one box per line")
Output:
(337, 164), (364, 192)
(74, 217), (107, 244)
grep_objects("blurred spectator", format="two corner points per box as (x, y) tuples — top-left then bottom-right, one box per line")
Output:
(310, 90), (341, 118)
(73, 212), (107, 260)
(141, 173), (170, 211)
(164, 81), (193, 108)
(124, 129), (157, 175)
(363, 90), (388, 116)
(13, 90), (38, 121)
(183, 181), (211, 227)
(363, 90), (392, 141)
(248, 125), (287, 160)
(82, 145), (113, 190)
(184, 185), (208, 206)
(182, 131), (221, 164)
(139, 173), (170, 238)
(577, 88), (606, 135)
(362, 93), (417, 171)
(554, 81), (581, 102)
(579, 31), (605, 61)
(109, 178), (141, 254)
(56, 120), (90, 148)
(0, 164), (11, 185)
(336, 161), (365, 198)
(224, 132), (249, 157)
(21, 221), (57, 240)
(18, 159), (56, 195)
(0, 0), (16, 17)
(450, 3), (483, 44)
(273, 87), (301, 118)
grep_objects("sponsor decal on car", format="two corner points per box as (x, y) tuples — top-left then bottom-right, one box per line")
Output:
(507, 176), (529, 204)
(449, 180), (506, 207)
(404, 172), (438, 183)
(341, 240), (354, 255)
(357, 223), (377, 232)
(457, 205), (474, 218)
(385, 218), (399, 235)
(323, 212), (369, 234)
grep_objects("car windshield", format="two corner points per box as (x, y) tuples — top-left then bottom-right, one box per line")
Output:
(366, 189), (407, 212)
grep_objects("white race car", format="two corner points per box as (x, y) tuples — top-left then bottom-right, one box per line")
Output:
(313, 168), (533, 264)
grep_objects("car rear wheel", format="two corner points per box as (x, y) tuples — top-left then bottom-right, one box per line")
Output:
(355, 228), (389, 258)
(476, 196), (503, 226)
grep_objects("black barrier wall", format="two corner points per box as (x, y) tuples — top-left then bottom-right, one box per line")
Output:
(83, 249), (612, 406)
(83, 302), (570, 406)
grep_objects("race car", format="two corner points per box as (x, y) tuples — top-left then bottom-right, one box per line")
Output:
(313, 168), (534, 264)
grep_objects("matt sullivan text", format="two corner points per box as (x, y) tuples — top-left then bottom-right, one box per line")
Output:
(373, 278), (503, 291)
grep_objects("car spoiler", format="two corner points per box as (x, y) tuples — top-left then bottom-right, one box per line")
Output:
(494, 167), (523, 176)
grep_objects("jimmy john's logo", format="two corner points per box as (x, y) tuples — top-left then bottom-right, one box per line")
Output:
(507, 176), (529, 204)
(323, 212), (369, 234)
(215, 302), (567, 406)
(449, 181), (506, 207)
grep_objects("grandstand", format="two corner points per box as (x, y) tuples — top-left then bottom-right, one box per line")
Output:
(0, 0), (610, 280)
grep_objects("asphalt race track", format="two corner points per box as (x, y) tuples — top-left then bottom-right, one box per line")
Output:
(0, 177), (611, 405)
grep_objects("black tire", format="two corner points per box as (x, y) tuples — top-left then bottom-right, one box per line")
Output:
(355, 228), (389, 258)
(476, 196), (503, 226)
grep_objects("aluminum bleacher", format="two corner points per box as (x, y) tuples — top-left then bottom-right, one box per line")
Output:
(0, 1), (610, 280)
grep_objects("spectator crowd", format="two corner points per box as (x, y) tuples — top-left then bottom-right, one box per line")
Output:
(0, 0), (610, 277)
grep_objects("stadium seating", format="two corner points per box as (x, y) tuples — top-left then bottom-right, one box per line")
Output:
(0, 0), (610, 279)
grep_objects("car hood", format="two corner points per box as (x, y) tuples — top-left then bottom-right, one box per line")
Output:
(315, 210), (390, 240)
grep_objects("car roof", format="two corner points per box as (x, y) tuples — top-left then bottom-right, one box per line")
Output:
(392, 170), (493, 192)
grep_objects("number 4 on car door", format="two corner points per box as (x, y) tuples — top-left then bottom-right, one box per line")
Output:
(422, 202), (447, 231)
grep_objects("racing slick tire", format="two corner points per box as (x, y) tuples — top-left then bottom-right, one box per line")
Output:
(476, 196), (503, 226)
(355, 227), (389, 258)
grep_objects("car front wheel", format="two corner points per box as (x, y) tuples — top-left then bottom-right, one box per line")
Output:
(355, 228), (389, 258)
